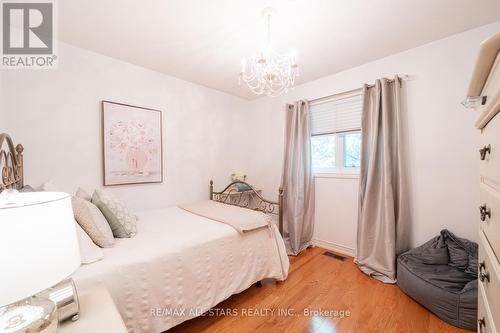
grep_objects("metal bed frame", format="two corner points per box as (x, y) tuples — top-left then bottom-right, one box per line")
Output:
(210, 180), (283, 235)
(0, 133), (24, 192)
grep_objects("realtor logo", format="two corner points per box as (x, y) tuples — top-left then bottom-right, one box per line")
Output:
(1, 0), (57, 68)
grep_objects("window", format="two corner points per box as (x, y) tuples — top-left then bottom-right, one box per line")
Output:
(311, 134), (336, 169)
(343, 131), (361, 168)
(310, 91), (362, 173)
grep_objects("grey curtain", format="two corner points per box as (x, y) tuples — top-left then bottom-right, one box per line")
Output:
(355, 77), (409, 283)
(281, 100), (315, 256)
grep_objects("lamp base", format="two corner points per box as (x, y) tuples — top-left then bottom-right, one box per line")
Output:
(0, 297), (57, 333)
(37, 279), (80, 322)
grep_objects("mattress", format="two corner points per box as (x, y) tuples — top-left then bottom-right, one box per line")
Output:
(71, 206), (289, 333)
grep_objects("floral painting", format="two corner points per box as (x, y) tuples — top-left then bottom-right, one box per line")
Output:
(102, 101), (163, 185)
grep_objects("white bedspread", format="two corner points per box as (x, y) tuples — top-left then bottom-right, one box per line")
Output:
(179, 200), (271, 233)
(71, 206), (289, 333)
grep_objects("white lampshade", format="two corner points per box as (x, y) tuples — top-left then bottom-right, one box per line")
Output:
(0, 192), (81, 307)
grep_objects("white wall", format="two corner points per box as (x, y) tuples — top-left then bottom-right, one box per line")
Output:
(1, 42), (245, 211)
(0, 71), (6, 133)
(230, 21), (500, 253)
(312, 175), (359, 255)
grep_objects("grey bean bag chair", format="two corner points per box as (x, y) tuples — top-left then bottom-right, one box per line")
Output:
(397, 230), (478, 330)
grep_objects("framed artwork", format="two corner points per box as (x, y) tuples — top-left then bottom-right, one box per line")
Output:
(102, 101), (163, 185)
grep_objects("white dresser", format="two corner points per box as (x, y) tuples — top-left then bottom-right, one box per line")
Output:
(466, 33), (500, 333)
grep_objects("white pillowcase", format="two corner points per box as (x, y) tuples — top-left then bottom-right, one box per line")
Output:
(75, 223), (104, 264)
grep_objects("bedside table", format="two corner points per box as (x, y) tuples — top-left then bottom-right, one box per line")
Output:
(59, 286), (127, 333)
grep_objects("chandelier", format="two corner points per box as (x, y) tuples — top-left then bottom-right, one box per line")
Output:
(239, 7), (299, 97)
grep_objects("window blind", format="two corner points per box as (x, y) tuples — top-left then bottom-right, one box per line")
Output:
(310, 93), (363, 136)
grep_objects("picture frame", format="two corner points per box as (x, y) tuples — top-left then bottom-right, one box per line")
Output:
(102, 101), (163, 186)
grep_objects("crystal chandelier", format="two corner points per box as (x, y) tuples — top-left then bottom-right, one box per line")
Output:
(239, 7), (299, 97)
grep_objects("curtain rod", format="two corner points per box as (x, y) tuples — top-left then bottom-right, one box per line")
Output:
(308, 74), (411, 106)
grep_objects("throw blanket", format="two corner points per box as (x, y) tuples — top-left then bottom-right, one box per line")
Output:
(179, 200), (271, 233)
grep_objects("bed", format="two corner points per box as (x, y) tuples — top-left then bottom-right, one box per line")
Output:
(0, 133), (290, 332)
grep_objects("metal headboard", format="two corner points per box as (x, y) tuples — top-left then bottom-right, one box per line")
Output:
(210, 180), (283, 235)
(0, 133), (24, 192)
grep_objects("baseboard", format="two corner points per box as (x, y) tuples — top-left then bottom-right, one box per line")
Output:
(312, 238), (355, 257)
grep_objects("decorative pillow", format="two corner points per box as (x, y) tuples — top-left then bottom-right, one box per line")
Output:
(75, 223), (104, 264)
(71, 196), (115, 248)
(91, 189), (137, 238)
(75, 187), (92, 201)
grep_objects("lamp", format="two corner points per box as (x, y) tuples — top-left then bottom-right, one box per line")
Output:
(239, 7), (299, 97)
(0, 191), (81, 332)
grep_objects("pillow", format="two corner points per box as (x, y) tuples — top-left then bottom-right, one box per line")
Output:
(72, 196), (114, 248)
(75, 187), (92, 201)
(19, 185), (36, 192)
(38, 180), (60, 192)
(75, 223), (104, 264)
(92, 189), (137, 238)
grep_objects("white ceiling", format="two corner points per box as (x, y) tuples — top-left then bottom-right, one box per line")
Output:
(59, 0), (500, 100)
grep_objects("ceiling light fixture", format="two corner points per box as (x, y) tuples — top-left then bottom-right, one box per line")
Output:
(239, 7), (299, 97)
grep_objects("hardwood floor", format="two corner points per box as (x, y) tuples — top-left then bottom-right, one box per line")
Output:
(169, 247), (472, 333)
